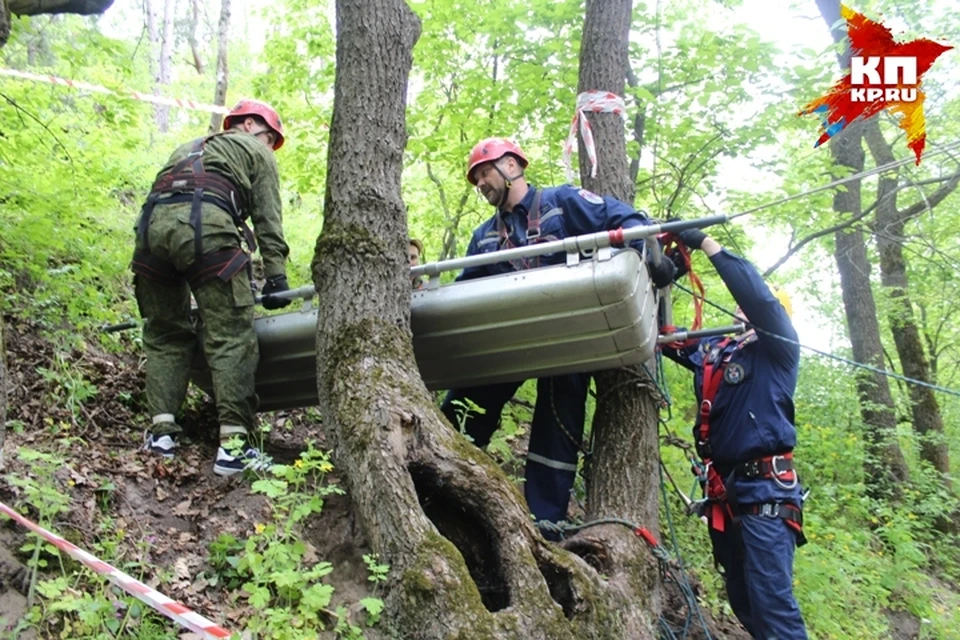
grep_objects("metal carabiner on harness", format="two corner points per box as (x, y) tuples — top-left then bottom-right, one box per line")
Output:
(770, 454), (798, 490)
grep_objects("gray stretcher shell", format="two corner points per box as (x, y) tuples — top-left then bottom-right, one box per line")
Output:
(192, 248), (657, 412)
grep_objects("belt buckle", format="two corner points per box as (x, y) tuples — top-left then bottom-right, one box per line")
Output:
(759, 503), (780, 518)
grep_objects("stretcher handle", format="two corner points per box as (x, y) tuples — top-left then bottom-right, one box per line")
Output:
(254, 284), (317, 305)
(657, 323), (746, 345)
(410, 214), (728, 279)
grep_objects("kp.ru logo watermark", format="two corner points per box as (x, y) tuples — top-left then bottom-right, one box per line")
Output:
(850, 56), (918, 103)
(800, 5), (952, 164)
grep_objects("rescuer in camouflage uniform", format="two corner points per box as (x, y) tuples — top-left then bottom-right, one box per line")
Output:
(132, 99), (291, 476)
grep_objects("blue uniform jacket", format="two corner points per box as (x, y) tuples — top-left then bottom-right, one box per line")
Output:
(458, 185), (653, 280)
(662, 249), (802, 506)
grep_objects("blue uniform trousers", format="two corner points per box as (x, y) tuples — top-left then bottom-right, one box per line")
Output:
(710, 514), (808, 640)
(441, 373), (590, 526)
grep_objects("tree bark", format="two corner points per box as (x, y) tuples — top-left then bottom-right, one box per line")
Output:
(863, 119), (952, 488)
(576, 0), (662, 623)
(815, 0), (910, 496)
(312, 1), (658, 637)
(1, 0), (10, 49)
(208, 0), (230, 134)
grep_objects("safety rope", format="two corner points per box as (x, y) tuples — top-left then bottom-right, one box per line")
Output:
(672, 282), (960, 400)
(724, 139), (960, 222)
(658, 464), (714, 639)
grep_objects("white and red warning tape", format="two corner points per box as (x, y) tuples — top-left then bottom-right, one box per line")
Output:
(0, 501), (233, 639)
(563, 90), (628, 182)
(0, 68), (230, 114)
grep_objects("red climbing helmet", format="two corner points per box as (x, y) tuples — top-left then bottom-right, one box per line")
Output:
(466, 137), (528, 185)
(223, 99), (285, 150)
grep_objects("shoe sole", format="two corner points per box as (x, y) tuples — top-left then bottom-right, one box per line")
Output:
(213, 463), (244, 477)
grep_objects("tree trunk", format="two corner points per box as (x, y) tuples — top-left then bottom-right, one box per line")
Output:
(155, 0), (175, 132)
(576, 0), (662, 622)
(186, 0), (204, 74)
(863, 119), (952, 488)
(312, 1), (658, 637)
(143, 0), (161, 130)
(208, 0), (230, 134)
(1, 0), (10, 49)
(816, 0), (910, 495)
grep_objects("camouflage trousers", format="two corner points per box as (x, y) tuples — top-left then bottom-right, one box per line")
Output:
(134, 202), (258, 438)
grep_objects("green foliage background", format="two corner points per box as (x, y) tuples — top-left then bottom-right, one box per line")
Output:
(1, 0), (959, 638)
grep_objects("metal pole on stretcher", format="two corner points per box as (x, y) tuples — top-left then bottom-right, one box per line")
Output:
(256, 214), (729, 304)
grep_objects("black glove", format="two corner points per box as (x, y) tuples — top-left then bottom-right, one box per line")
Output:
(261, 274), (292, 310)
(648, 252), (677, 289)
(676, 226), (708, 251)
(668, 250), (689, 280)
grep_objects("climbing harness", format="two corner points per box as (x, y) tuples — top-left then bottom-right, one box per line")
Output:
(495, 189), (558, 270)
(684, 334), (806, 541)
(132, 134), (256, 288)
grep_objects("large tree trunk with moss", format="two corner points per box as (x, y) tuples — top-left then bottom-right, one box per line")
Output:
(816, 0), (910, 496)
(576, 0), (662, 621)
(311, 1), (662, 638)
(863, 118), (955, 489)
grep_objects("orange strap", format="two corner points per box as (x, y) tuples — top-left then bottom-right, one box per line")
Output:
(659, 233), (705, 346)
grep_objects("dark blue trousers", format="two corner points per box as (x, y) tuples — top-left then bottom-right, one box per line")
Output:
(710, 514), (808, 639)
(441, 373), (590, 525)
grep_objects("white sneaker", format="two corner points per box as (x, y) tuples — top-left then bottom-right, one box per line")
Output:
(213, 445), (272, 477)
(143, 432), (177, 459)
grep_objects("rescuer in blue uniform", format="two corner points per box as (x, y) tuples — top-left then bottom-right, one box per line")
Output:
(441, 137), (676, 533)
(662, 226), (807, 640)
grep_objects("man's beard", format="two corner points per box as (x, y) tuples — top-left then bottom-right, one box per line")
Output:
(482, 185), (504, 206)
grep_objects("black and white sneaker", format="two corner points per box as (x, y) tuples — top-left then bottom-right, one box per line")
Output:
(143, 432), (177, 459)
(213, 445), (272, 477)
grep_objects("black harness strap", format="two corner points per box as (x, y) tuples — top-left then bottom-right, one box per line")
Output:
(742, 502), (807, 546)
(496, 189), (546, 270)
(131, 250), (184, 287)
(183, 247), (250, 288)
(134, 135), (256, 286)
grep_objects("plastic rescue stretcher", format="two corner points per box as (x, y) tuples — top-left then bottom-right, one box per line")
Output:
(192, 216), (736, 412)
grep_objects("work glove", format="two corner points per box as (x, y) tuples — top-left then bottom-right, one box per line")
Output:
(261, 274), (292, 310)
(668, 250), (689, 280)
(675, 226), (708, 251)
(647, 250), (677, 289)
